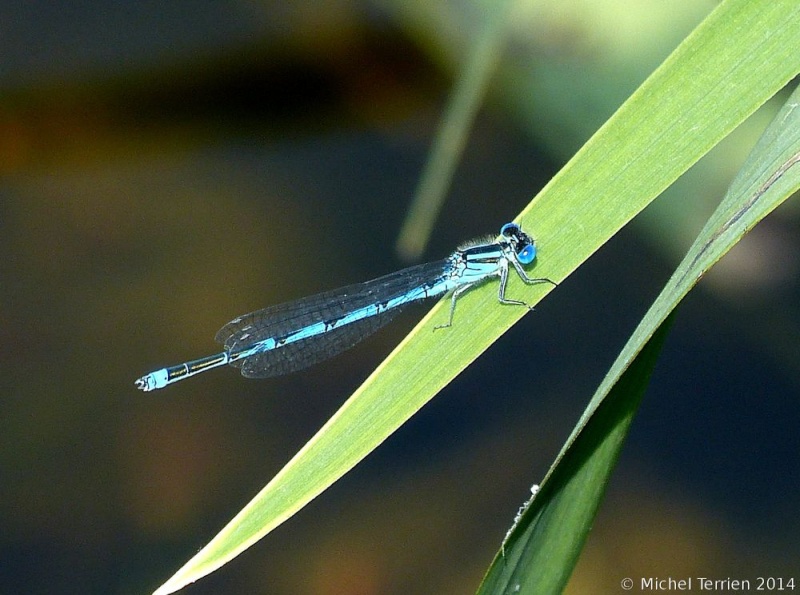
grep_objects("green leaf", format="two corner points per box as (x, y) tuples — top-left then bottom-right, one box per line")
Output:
(153, 1), (800, 593)
(396, 0), (516, 260)
(479, 309), (678, 595)
(479, 70), (800, 595)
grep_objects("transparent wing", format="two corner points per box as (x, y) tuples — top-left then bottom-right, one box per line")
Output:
(215, 259), (451, 378)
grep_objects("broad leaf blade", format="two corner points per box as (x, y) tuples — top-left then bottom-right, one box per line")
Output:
(154, 1), (800, 592)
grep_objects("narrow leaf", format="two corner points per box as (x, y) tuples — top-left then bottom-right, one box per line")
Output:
(479, 77), (800, 595)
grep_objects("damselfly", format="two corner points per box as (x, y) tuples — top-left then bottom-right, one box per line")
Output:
(135, 223), (553, 391)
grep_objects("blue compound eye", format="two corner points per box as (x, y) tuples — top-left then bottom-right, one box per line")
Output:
(500, 222), (519, 237)
(517, 243), (536, 264)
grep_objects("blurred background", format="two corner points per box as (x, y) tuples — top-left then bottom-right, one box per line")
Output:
(1, 1), (798, 594)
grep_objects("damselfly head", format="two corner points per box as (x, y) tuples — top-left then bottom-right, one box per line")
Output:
(500, 223), (537, 265)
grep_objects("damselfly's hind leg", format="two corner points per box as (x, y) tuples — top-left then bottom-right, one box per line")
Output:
(434, 259), (557, 331)
(434, 283), (477, 330)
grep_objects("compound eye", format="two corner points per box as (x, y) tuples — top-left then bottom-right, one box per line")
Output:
(517, 243), (536, 264)
(500, 223), (520, 238)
